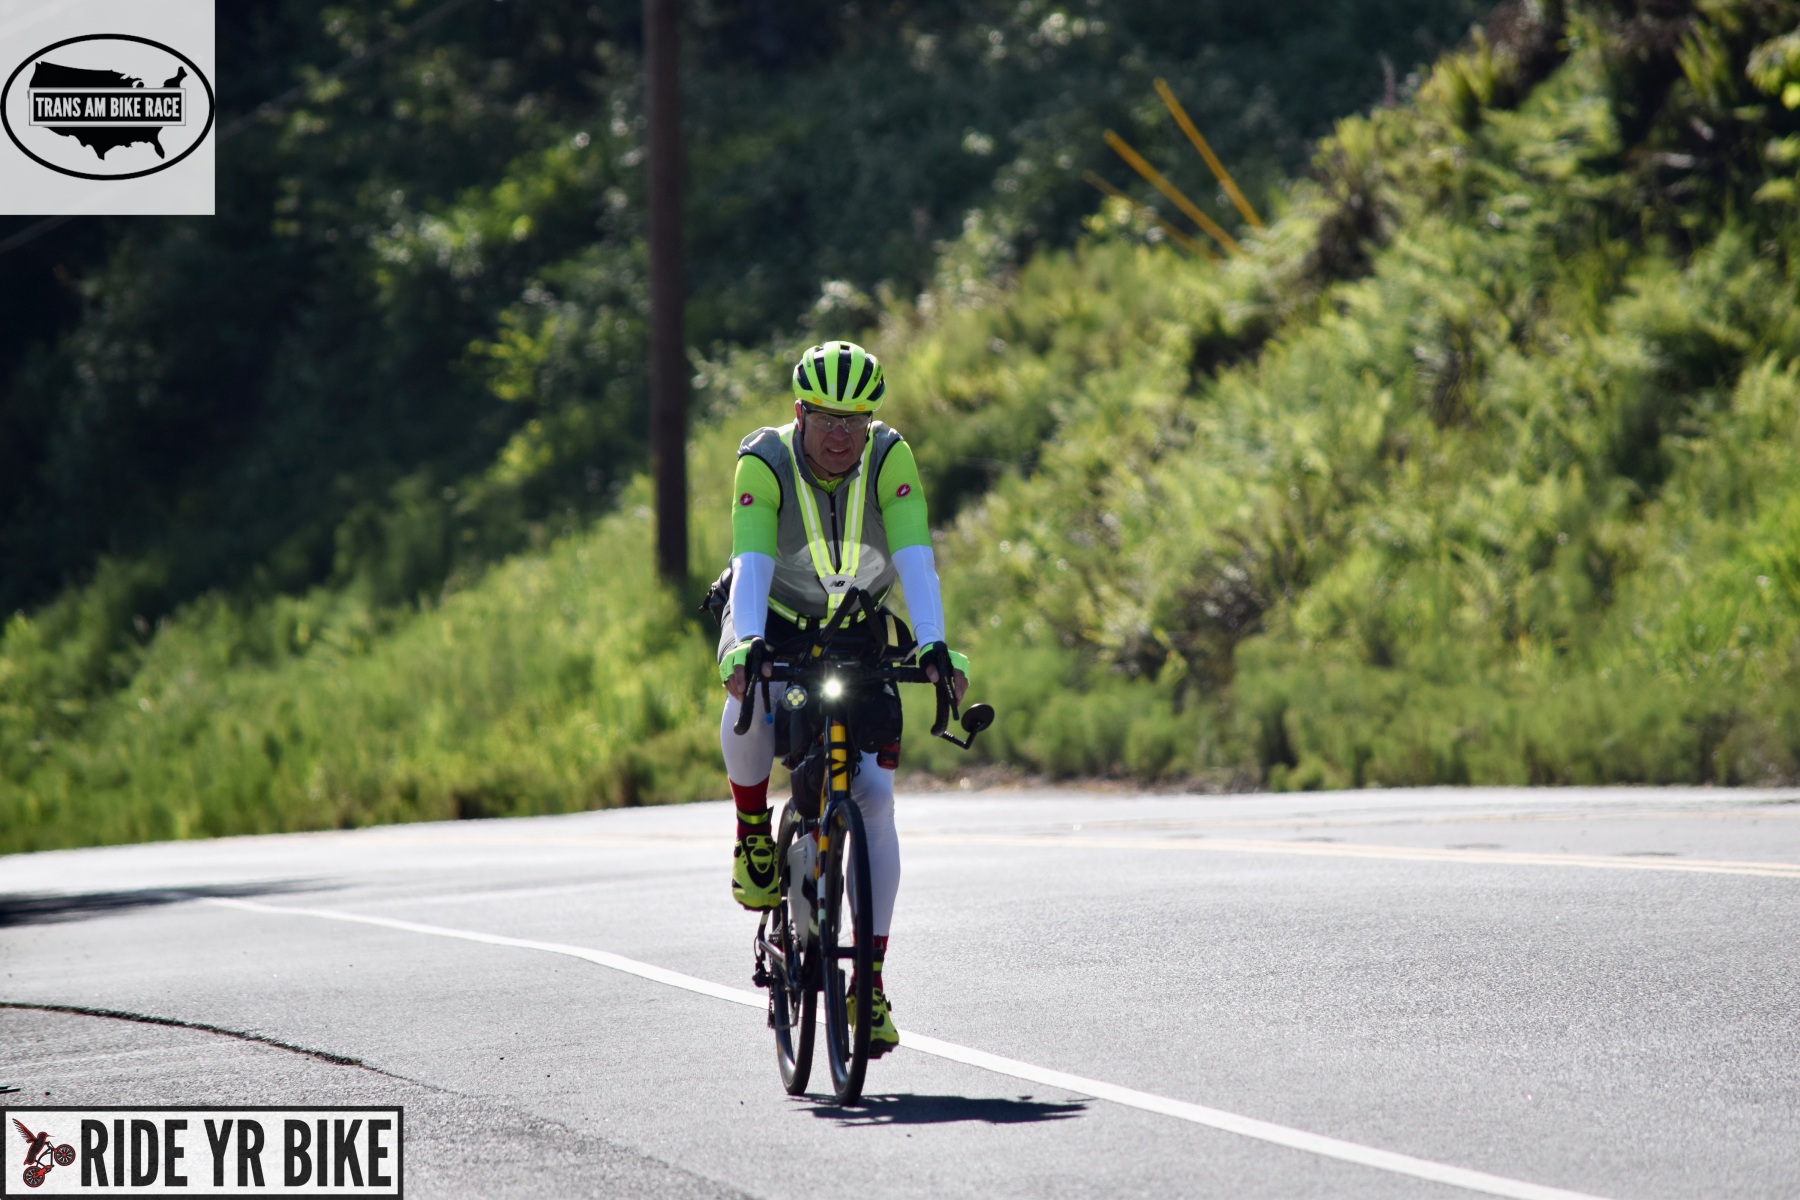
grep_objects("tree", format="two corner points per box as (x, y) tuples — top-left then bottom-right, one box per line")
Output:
(646, 0), (686, 584)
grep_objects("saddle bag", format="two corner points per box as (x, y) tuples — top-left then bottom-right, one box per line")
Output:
(699, 564), (732, 628)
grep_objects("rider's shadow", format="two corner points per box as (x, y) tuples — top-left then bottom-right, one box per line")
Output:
(798, 1093), (1087, 1125)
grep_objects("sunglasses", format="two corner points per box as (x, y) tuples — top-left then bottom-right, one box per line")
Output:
(800, 405), (873, 433)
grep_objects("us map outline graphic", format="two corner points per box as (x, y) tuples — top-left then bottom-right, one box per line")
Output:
(1, 33), (214, 181)
(27, 59), (188, 161)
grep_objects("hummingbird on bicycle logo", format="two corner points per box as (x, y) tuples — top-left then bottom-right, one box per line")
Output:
(13, 1117), (77, 1189)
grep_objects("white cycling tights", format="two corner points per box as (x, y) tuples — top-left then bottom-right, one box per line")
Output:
(720, 690), (900, 939)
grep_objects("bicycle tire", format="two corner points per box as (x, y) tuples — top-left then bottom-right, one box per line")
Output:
(771, 804), (815, 1094)
(819, 795), (874, 1104)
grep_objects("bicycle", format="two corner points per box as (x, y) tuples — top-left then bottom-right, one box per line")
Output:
(737, 588), (993, 1104)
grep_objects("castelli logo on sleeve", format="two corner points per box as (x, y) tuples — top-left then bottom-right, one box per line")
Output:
(895, 483), (912, 498)
(2, 34), (215, 180)
(739, 493), (755, 506)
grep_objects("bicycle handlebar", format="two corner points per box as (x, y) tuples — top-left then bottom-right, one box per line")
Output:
(727, 587), (989, 749)
(731, 657), (954, 738)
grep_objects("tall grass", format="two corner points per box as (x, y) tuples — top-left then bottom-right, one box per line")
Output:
(1, 491), (710, 853)
(918, 5), (1800, 788)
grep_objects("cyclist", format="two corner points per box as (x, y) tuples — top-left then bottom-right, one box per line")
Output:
(716, 340), (968, 1059)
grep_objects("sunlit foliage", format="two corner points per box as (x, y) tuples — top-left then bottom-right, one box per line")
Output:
(16, 2), (1800, 852)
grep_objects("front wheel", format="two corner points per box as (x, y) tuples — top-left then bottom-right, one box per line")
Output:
(818, 796), (874, 1104)
(770, 804), (814, 1095)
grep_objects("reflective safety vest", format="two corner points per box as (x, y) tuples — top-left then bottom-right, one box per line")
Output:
(738, 421), (905, 621)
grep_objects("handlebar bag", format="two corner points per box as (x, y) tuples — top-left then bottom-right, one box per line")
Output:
(788, 747), (827, 818)
(776, 690), (825, 763)
(850, 679), (905, 754)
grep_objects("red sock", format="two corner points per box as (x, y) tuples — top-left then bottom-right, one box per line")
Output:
(871, 935), (888, 991)
(731, 777), (770, 838)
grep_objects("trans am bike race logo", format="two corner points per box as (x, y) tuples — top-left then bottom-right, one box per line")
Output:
(12, 1117), (76, 1189)
(1, 34), (214, 181)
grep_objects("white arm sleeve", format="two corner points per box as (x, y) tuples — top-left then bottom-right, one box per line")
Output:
(728, 552), (774, 642)
(892, 543), (946, 648)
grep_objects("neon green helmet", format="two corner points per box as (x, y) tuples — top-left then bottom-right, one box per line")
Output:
(792, 341), (885, 413)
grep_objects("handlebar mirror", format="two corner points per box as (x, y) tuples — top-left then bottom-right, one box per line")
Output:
(960, 703), (994, 735)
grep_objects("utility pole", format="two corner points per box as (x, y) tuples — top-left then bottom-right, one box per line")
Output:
(645, 0), (687, 584)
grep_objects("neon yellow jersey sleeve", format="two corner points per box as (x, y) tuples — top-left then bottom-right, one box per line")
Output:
(730, 454), (782, 558)
(876, 438), (930, 552)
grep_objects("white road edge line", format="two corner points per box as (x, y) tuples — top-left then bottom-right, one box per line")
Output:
(210, 898), (1617, 1200)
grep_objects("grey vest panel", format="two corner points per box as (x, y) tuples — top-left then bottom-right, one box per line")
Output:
(739, 421), (904, 619)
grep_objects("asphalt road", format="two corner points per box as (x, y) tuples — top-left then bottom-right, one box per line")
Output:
(3, 787), (1797, 1199)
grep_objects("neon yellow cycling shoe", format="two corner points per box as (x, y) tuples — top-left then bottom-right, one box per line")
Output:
(848, 986), (899, 1057)
(731, 826), (780, 910)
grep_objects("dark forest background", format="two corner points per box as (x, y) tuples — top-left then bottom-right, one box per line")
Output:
(1, 0), (1486, 622)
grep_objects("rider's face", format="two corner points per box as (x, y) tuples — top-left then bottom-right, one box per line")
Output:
(795, 400), (870, 479)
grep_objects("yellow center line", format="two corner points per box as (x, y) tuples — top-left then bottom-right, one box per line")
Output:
(904, 834), (1800, 879)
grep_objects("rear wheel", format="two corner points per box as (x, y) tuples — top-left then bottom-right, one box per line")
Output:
(770, 805), (814, 1094)
(819, 796), (874, 1104)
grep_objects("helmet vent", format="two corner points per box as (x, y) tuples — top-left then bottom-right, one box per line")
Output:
(836, 345), (854, 397)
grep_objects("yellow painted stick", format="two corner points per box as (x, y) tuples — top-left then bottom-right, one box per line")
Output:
(1153, 77), (1265, 229)
(1082, 171), (1217, 260)
(1103, 130), (1242, 255)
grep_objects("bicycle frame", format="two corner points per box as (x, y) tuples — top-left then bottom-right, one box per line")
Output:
(743, 586), (993, 1102)
(751, 703), (862, 1048)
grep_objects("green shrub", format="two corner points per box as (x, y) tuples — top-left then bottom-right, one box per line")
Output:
(15, 1), (1800, 856)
